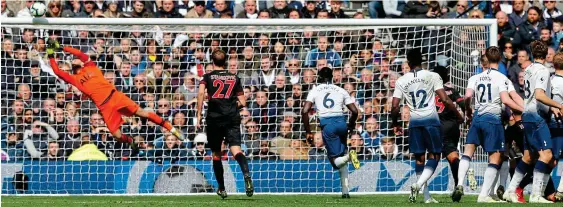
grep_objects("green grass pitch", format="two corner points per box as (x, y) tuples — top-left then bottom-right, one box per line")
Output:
(1, 195), (559, 207)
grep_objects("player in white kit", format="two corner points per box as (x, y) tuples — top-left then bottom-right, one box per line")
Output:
(302, 67), (360, 198)
(503, 41), (563, 203)
(547, 52), (563, 201)
(391, 49), (463, 203)
(452, 47), (524, 203)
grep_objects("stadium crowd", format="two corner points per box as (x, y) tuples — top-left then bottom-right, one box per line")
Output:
(1, 0), (562, 162)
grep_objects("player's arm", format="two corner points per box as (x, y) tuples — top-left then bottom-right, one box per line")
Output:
(301, 101), (313, 135)
(535, 70), (563, 109)
(235, 77), (247, 109)
(390, 97), (402, 127)
(343, 90), (359, 131)
(47, 40), (74, 84)
(437, 89), (463, 123)
(463, 87), (474, 122)
(500, 91), (523, 113)
(196, 80), (207, 129)
(62, 46), (95, 67)
(452, 91), (466, 112)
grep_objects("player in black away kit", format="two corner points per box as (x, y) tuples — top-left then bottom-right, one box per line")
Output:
(433, 66), (465, 188)
(196, 49), (254, 199)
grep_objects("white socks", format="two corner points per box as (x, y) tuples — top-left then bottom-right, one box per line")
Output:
(480, 164), (499, 197)
(334, 155), (350, 168)
(457, 155), (471, 186)
(339, 166), (349, 194)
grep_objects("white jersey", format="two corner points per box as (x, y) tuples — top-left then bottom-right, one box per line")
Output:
(550, 74), (563, 127)
(306, 83), (353, 118)
(392, 69), (443, 127)
(524, 62), (551, 117)
(467, 69), (511, 118)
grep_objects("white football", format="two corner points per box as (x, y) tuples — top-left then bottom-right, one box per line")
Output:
(30, 2), (47, 17)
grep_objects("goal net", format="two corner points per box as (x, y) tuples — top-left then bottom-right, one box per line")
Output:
(0, 18), (497, 195)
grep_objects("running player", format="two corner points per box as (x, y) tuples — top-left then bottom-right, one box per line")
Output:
(196, 49), (253, 199)
(503, 40), (562, 203)
(46, 40), (184, 147)
(391, 49), (463, 203)
(302, 67), (360, 199)
(452, 46), (523, 203)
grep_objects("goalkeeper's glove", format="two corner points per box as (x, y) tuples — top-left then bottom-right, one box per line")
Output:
(46, 39), (60, 57)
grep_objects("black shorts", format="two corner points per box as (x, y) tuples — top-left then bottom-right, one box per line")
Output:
(441, 120), (460, 156)
(206, 121), (242, 152)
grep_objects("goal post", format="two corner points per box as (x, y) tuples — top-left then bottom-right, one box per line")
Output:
(0, 17), (507, 195)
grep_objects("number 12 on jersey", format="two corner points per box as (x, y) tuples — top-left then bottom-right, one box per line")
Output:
(409, 90), (428, 109)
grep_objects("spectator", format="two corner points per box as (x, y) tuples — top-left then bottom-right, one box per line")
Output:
(23, 120), (59, 158)
(302, 1), (319, 18)
(546, 47), (556, 72)
(515, 71), (526, 98)
(445, 0), (468, 19)
(361, 117), (385, 149)
(123, 0), (153, 18)
(236, 0), (257, 18)
(155, 0), (183, 18)
(46, 0), (63, 17)
(540, 27), (554, 50)
(103, 0), (122, 18)
(509, 0), (527, 28)
(210, 0), (231, 18)
(304, 36), (342, 68)
(186, 0), (213, 18)
(508, 50), (530, 85)
(1, 127), (25, 160)
(257, 55), (277, 88)
(268, 74), (291, 106)
(502, 41), (517, 68)
(243, 120), (261, 154)
(146, 62), (173, 98)
(328, 0), (348, 19)
(249, 90), (277, 138)
(288, 8), (301, 19)
(375, 137), (401, 160)
(403, 0), (440, 18)
(250, 140), (278, 160)
(308, 132), (326, 160)
(1, 0), (15, 18)
(497, 11), (520, 48)
(191, 133), (211, 160)
(44, 141), (64, 160)
(154, 134), (187, 162)
(316, 9), (329, 18)
(543, 0), (561, 24)
(269, 0), (289, 19)
(285, 58), (302, 84)
(16, 0), (34, 17)
(349, 132), (373, 160)
(177, 73), (198, 102)
(59, 119), (81, 156)
(156, 98), (172, 120)
(61, 0), (88, 17)
(258, 8), (271, 18)
(279, 139), (309, 160)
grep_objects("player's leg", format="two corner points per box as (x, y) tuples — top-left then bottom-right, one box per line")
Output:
(207, 124), (227, 199)
(478, 151), (503, 203)
(496, 156), (510, 199)
(322, 119), (351, 198)
(442, 121), (461, 187)
(225, 123), (253, 197)
(133, 107), (185, 140)
(407, 126), (425, 203)
(504, 149), (533, 202)
(477, 123), (506, 203)
(100, 106), (135, 145)
(412, 126), (442, 203)
(530, 121), (554, 203)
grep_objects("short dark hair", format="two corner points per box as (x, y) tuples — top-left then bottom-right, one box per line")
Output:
(212, 49), (227, 67)
(531, 40), (548, 60)
(433, 66), (449, 83)
(318, 67), (333, 83)
(485, 46), (502, 63)
(406, 49), (422, 69)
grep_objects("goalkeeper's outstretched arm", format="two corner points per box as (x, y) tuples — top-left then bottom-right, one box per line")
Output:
(62, 46), (95, 67)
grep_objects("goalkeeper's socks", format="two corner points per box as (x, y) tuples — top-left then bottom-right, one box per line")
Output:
(499, 161), (510, 188)
(457, 155), (471, 186)
(508, 160), (530, 192)
(334, 155), (350, 169)
(417, 158), (438, 187)
(480, 163), (500, 197)
(234, 152), (250, 176)
(339, 165), (349, 194)
(213, 159), (226, 190)
(147, 112), (172, 131)
(449, 158), (460, 186)
(120, 134), (133, 143)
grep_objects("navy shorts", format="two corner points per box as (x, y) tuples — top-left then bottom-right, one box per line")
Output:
(549, 129), (563, 159)
(522, 113), (552, 152)
(466, 120), (505, 152)
(206, 120), (242, 152)
(319, 116), (348, 159)
(409, 125), (442, 154)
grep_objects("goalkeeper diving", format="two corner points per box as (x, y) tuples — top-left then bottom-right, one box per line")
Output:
(46, 39), (185, 146)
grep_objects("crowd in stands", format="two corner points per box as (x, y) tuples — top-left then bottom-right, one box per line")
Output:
(1, 0), (561, 162)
